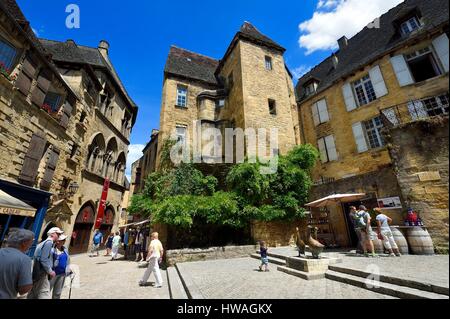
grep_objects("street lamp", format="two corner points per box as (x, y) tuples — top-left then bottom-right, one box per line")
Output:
(68, 182), (80, 196)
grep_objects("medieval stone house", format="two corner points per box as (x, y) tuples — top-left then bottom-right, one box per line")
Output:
(0, 0), (137, 254)
(296, 0), (449, 249)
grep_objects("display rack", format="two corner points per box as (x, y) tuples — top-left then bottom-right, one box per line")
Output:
(308, 207), (337, 247)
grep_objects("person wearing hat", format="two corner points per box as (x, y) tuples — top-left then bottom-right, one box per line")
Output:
(49, 234), (71, 299)
(28, 227), (63, 299)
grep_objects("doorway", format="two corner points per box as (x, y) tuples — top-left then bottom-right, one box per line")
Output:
(71, 203), (95, 254)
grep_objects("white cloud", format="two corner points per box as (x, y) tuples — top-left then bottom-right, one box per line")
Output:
(299, 0), (403, 54)
(125, 144), (145, 179)
(292, 65), (313, 80)
(32, 27), (39, 37)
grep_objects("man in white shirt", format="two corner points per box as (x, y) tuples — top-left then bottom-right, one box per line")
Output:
(139, 232), (163, 288)
(375, 208), (401, 257)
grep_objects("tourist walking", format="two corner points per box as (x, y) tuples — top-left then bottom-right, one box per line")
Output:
(90, 229), (103, 257)
(104, 233), (114, 256)
(49, 234), (71, 299)
(375, 208), (402, 257)
(355, 206), (378, 258)
(28, 227), (63, 299)
(123, 228), (129, 260)
(0, 229), (34, 299)
(139, 232), (164, 288)
(258, 241), (269, 272)
(111, 231), (122, 260)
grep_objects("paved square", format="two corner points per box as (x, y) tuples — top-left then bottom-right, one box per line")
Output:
(61, 253), (170, 299)
(176, 257), (396, 299)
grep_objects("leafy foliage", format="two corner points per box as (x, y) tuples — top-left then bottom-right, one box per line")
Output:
(129, 144), (319, 228)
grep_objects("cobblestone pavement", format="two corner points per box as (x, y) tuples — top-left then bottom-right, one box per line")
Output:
(269, 246), (450, 288)
(60, 252), (170, 299)
(176, 257), (396, 299)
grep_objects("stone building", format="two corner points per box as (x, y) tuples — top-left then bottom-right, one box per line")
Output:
(157, 22), (299, 169)
(0, 0), (138, 254)
(296, 0), (449, 248)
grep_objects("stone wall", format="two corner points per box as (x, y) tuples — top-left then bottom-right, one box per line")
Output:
(386, 116), (449, 250)
(250, 219), (308, 247)
(166, 245), (258, 266)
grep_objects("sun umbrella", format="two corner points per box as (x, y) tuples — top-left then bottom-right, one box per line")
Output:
(305, 193), (366, 208)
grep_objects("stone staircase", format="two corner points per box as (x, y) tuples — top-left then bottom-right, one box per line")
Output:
(326, 265), (449, 299)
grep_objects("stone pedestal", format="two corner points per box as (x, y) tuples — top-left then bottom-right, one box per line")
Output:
(286, 255), (343, 273)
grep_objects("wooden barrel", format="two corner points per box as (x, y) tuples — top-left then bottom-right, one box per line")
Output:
(391, 227), (409, 255)
(372, 237), (385, 254)
(406, 227), (434, 255)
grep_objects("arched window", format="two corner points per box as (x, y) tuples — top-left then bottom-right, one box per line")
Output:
(103, 138), (118, 178)
(87, 133), (105, 175)
(114, 152), (126, 184)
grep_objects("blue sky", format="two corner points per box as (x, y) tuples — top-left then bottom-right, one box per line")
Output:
(16, 0), (403, 176)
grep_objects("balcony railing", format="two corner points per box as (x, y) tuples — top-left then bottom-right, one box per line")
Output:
(380, 93), (449, 127)
(313, 176), (336, 186)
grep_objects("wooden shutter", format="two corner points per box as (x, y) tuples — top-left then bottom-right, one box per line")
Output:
(317, 99), (330, 123)
(32, 70), (52, 107)
(14, 53), (37, 96)
(432, 33), (449, 73)
(324, 135), (338, 161)
(59, 100), (73, 129)
(369, 65), (388, 98)
(39, 146), (60, 191)
(342, 83), (357, 112)
(312, 102), (320, 126)
(317, 138), (328, 163)
(390, 55), (414, 86)
(18, 132), (47, 186)
(352, 122), (369, 153)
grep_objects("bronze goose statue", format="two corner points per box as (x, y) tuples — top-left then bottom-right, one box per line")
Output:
(308, 226), (325, 259)
(295, 227), (306, 257)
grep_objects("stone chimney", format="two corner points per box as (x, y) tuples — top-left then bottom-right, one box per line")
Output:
(332, 53), (339, 69)
(337, 36), (348, 50)
(66, 39), (76, 46)
(98, 40), (110, 55)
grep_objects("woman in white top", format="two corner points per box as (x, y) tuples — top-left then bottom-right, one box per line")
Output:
(139, 232), (164, 288)
(375, 208), (401, 257)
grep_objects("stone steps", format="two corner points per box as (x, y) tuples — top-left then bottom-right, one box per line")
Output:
(277, 266), (326, 280)
(328, 265), (450, 296)
(326, 270), (449, 299)
(250, 253), (286, 266)
(167, 266), (189, 299)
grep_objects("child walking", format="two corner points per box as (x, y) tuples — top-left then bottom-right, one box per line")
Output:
(259, 241), (269, 272)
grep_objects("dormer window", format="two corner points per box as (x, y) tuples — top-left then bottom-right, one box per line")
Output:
(305, 81), (318, 96)
(400, 16), (421, 36)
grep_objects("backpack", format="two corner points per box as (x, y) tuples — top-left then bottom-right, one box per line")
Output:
(354, 211), (367, 229)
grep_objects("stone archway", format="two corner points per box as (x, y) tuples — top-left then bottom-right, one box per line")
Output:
(70, 202), (95, 254)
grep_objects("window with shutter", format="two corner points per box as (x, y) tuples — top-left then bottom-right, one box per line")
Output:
(32, 70), (52, 107)
(352, 122), (369, 153)
(40, 146), (60, 191)
(342, 83), (357, 111)
(318, 135), (338, 163)
(432, 33), (449, 73)
(14, 54), (37, 95)
(59, 101), (73, 129)
(18, 132), (47, 186)
(369, 65), (388, 98)
(390, 55), (414, 86)
(0, 37), (18, 71)
(312, 99), (330, 126)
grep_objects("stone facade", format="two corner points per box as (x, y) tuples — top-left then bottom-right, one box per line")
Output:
(386, 116), (449, 250)
(0, 1), (137, 253)
(296, 1), (449, 248)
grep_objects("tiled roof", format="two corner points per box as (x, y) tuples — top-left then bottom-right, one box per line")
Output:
(296, 0), (449, 102)
(164, 46), (220, 86)
(239, 22), (285, 52)
(39, 39), (137, 110)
